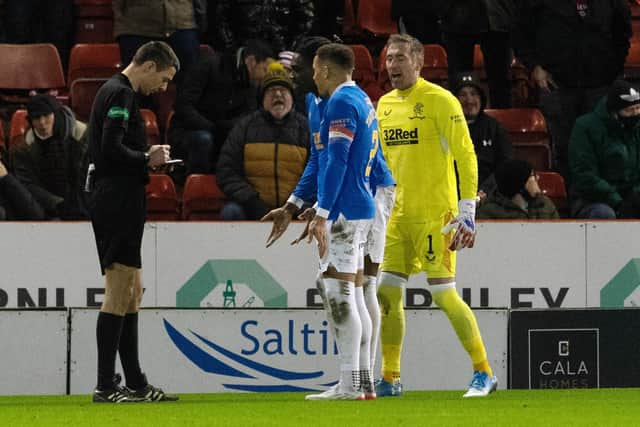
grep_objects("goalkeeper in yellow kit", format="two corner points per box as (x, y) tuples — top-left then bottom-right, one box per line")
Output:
(374, 34), (497, 398)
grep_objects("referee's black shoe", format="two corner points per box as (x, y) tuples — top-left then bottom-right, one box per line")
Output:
(125, 384), (179, 402)
(124, 374), (179, 402)
(93, 374), (142, 403)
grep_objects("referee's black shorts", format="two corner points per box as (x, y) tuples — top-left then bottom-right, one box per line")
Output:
(89, 177), (146, 275)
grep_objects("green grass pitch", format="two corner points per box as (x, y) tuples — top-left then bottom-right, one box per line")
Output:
(3, 389), (640, 426)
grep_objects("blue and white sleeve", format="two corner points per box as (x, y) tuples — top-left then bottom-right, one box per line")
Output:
(288, 141), (318, 208)
(316, 100), (355, 218)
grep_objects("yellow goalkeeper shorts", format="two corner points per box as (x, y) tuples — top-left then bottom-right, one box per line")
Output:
(380, 217), (456, 278)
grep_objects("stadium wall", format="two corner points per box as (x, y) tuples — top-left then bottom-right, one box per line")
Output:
(0, 307), (507, 395)
(1, 221), (639, 309)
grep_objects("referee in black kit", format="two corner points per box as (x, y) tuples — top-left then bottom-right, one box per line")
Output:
(86, 41), (178, 403)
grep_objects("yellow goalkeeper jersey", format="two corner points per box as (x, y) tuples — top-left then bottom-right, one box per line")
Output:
(377, 78), (478, 223)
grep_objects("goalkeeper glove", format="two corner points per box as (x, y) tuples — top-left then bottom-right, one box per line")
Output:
(441, 198), (476, 251)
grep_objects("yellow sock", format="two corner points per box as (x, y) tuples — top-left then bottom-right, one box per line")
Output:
(377, 284), (405, 381)
(431, 285), (492, 377)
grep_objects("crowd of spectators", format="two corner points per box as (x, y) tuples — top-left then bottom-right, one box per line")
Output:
(0, 0), (639, 220)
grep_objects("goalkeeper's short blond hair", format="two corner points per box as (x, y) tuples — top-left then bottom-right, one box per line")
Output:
(386, 34), (424, 66)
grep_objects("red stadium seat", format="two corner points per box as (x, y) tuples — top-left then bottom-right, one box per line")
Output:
(349, 44), (384, 101)
(146, 173), (180, 220)
(537, 171), (568, 217)
(356, 0), (398, 37)
(510, 57), (531, 107)
(484, 108), (549, 145)
(624, 40), (640, 81)
(378, 44), (448, 93)
(151, 81), (177, 139)
(0, 118), (5, 152)
(164, 110), (175, 146)
(140, 109), (160, 147)
(512, 144), (552, 171)
(631, 1), (640, 18)
(70, 78), (107, 122)
(633, 19), (640, 41)
(182, 174), (226, 220)
(421, 44), (449, 87)
(343, 0), (359, 37)
(9, 109), (28, 153)
(68, 43), (121, 86)
(74, 0), (114, 44)
(0, 44), (66, 92)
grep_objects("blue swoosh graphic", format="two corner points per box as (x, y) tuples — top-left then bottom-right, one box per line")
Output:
(190, 329), (324, 380)
(222, 384), (320, 392)
(163, 319), (254, 378)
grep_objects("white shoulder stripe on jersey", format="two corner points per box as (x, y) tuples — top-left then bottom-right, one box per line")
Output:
(329, 130), (354, 142)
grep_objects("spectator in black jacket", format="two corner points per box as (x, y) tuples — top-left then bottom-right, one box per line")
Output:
(512, 0), (631, 182)
(0, 156), (45, 220)
(215, 0), (315, 53)
(454, 73), (512, 201)
(13, 94), (88, 219)
(168, 39), (275, 174)
(441, 0), (515, 108)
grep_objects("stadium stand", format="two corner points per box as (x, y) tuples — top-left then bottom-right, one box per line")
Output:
(74, 0), (114, 44)
(342, 0), (359, 38)
(350, 44), (384, 101)
(624, 40), (640, 81)
(484, 108), (549, 144)
(67, 43), (121, 86)
(69, 77), (107, 122)
(485, 108), (552, 171)
(356, 0), (398, 37)
(163, 110), (175, 146)
(146, 173), (180, 220)
(181, 174), (226, 220)
(141, 108), (160, 147)
(8, 109), (28, 154)
(537, 171), (568, 217)
(0, 118), (5, 152)
(0, 44), (66, 103)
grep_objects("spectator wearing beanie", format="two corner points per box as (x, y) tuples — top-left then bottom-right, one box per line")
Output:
(453, 72), (512, 201)
(569, 79), (640, 219)
(216, 62), (309, 220)
(13, 94), (88, 219)
(477, 159), (559, 219)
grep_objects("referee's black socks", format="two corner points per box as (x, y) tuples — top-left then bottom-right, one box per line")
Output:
(96, 312), (125, 390)
(119, 312), (147, 389)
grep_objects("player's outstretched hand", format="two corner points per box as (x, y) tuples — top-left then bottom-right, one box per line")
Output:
(441, 199), (476, 251)
(307, 216), (328, 258)
(291, 207), (316, 245)
(261, 205), (294, 248)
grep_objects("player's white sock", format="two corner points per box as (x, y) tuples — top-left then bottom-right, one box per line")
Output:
(323, 277), (361, 392)
(355, 286), (373, 392)
(363, 274), (380, 371)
